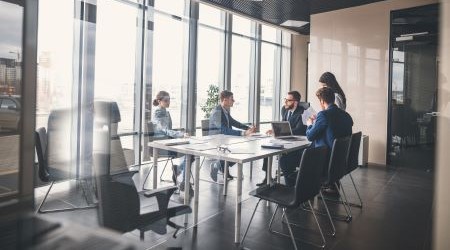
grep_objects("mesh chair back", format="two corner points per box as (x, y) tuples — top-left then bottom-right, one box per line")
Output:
(201, 119), (210, 136)
(35, 127), (50, 182)
(147, 122), (172, 157)
(96, 176), (140, 233)
(326, 136), (351, 184)
(346, 132), (362, 174)
(293, 146), (329, 206)
(298, 102), (310, 110)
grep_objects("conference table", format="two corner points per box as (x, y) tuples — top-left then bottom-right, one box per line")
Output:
(148, 134), (311, 244)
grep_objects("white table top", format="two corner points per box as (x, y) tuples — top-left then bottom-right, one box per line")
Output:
(148, 134), (311, 164)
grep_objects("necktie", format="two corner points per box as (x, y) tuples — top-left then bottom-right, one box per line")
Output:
(287, 111), (292, 121)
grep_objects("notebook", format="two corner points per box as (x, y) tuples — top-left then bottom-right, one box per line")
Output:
(271, 121), (305, 141)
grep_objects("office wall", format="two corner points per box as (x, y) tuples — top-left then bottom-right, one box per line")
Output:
(307, 0), (438, 164)
(434, 1), (450, 249)
(290, 34), (309, 100)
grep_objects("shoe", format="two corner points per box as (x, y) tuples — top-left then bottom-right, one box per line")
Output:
(226, 173), (234, 180)
(179, 181), (194, 196)
(256, 178), (267, 186)
(210, 162), (219, 182)
(171, 165), (178, 184)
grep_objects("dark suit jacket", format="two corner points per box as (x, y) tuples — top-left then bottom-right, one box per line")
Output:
(306, 104), (353, 149)
(209, 105), (249, 136)
(281, 106), (307, 136)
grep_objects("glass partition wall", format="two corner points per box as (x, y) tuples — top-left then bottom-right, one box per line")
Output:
(34, 0), (291, 227)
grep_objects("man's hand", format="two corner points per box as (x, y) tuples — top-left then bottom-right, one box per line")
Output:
(307, 116), (315, 126)
(244, 126), (256, 136)
(265, 129), (273, 136)
(183, 133), (190, 138)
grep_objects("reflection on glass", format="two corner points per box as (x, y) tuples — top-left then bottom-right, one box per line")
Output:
(0, 0), (23, 197)
(152, 11), (188, 129)
(94, 1), (138, 153)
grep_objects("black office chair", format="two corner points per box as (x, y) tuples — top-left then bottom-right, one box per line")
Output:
(242, 146), (329, 250)
(95, 175), (191, 240)
(35, 127), (96, 213)
(344, 132), (363, 208)
(319, 136), (353, 222)
(298, 101), (310, 110)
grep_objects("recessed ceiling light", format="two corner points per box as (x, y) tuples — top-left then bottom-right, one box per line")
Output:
(280, 20), (309, 28)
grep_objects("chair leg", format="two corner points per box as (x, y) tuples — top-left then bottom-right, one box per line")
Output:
(349, 173), (363, 208)
(335, 182), (352, 222)
(308, 200), (326, 248)
(268, 204), (280, 232)
(241, 199), (262, 247)
(283, 208), (299, 250)
(159, 158), (173, 182)
(319, 191), (336, 236)
(36, 181), (96, 214)
(249, 161), (253, 180)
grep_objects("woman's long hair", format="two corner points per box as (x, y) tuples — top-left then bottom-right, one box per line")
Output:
(319, 72), (346, 106)
(152, 90), (170, 106)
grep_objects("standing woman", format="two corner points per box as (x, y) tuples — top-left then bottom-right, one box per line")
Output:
(152, 91), (193, 194)
(319, 72), (347, 110)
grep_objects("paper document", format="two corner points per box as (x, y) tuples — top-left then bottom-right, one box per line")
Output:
(302, 107), (317, 124)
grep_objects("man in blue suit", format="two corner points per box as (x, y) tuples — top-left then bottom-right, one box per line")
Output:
(306, 87), (353, 194)
(209, 90), (256, 181)
(306, 87), (353, 149)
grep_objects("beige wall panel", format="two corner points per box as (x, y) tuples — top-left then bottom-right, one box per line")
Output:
(434, 1), (450, 249)
(308, 0), (437, 164)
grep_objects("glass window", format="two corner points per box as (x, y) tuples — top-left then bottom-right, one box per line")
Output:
(94, 1), (139, 154)
(261, 24), (277, 43)
(154, 0), (186, 17)
(196, 5), (224, 127)
(230, 34), (251, 123)
(151, 10), (189, 129)
(232, 15), (252, 36)
(198, 3), (222, 27)
(260, 42), (277, 122)
(0, 0), (23, 197)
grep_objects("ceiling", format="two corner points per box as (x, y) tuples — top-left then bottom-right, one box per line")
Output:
(200, 0), (386, 34)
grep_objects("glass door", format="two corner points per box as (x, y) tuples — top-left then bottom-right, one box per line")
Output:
(388, 4), (439, 170)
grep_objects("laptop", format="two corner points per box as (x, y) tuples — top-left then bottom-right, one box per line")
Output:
(271, 121), (305, 141)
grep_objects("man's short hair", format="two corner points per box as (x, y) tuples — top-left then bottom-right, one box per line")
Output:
(220, 90), (233, 101)
(316, 87), (335, 104)
(287, 91), (301, 102)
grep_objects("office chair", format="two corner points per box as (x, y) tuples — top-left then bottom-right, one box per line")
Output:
(35, 127), (96, 213)
(341, 132), (363, 208)
(312, 136), (353, 223)
(242, 146), (329, 250)
(96, 174), (191, 240)
(298, 101), (310, 110)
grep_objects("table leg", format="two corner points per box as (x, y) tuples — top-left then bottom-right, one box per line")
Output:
(266, 156), (273, 207)
(235, 163), (243, 243)
(184, 156), (192, 204)
(249, 161), (253, 179)
(194, 156), (200, 226)
(277, 155), (281, 184)
(152, 147), (159, 189)
(223, 161), (229, 196)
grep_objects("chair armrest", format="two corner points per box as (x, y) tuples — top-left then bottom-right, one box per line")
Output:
(143, 186), (178, 198)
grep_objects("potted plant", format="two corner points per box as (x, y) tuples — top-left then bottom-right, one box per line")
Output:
(200, 84), (219, 119)
(200, 85), (219, 136)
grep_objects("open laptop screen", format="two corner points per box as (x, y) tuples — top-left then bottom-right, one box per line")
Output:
(271, 121), (293, 137)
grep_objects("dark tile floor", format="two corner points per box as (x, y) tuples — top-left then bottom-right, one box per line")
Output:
(35, 160), (434, 250)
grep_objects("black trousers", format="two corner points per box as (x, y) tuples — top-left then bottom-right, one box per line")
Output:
(262, 149), (304, 187)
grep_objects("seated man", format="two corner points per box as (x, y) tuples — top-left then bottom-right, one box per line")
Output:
(258, 91), (307, 187)
(306, 87), (353, 194)
(209, 90), (256, 181)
